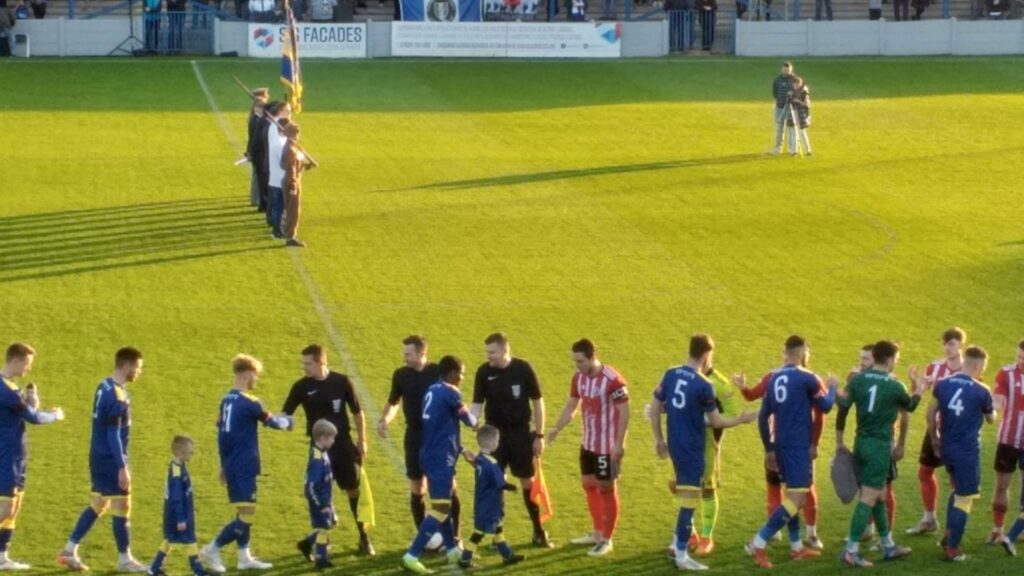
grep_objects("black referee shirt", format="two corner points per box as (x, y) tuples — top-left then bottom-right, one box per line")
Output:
(387, 363), (440, 432)
(472, 357), (542, 430)
(281, 370), (361, 437)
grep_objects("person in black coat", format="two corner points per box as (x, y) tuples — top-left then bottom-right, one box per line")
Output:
(246, 88), (269, 211)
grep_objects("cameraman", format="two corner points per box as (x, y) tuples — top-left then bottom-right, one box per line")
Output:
(771, 61), (796, 155)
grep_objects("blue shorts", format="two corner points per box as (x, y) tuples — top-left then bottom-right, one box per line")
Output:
(0, 456), (26, 498)
(423, 462), (455, 502)
(946, 456), (981, 498)
(163, 522), (197, 544)
(225, 474), (258, 504)
(671, 448), (705, 490)
(90, 458), (128, 497)
(474, 515), (503, 535)
(776, 447), (811, 491)
(307, 501), (336, 530)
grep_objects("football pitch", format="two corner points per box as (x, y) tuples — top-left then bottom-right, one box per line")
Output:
(2, 56), (1024, 575)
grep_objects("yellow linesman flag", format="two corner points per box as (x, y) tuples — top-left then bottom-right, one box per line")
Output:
(357, 465), (376, 529)
(530, 458), (553, 524)
(280, 0), (303, 114)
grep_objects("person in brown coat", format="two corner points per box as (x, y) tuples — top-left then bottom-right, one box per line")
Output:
(281, 123), (313, 248)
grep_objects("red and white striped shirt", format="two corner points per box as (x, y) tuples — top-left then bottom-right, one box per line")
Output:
(571, 365), (629, 454)
(926, 359), (957, 383)
(995, 364), (1024, 449)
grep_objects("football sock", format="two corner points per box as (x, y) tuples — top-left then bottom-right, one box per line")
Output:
(410, 493), (426, 528)
(523, 488), (544, 534)
(1007, 514), (1024, 541)
(804, 485), (818, 527)
(871, 501), (889, 540)
(0, 528), (12, 553)
(462, 531), (484, 562)
(149, 550), (166, 573)
(947, 496), (970, 549)
(450, 490), (462, 539)
(348, 496), (367, 538)
(408, 514), (441, 557)
(676, 506), (695, 554)
(439, 517), (455, 550)
(112, 515), (130, 554)
(601, 487), (619, 540)
(69, 507), (100, 546)
(315, 530), (329, 562)
(847, 501), (872, 552)
(700, 493), (718, 539)
(787, 514), (802, 549)
(766, 483), (782, 519)
(919, 466), (938, 515)
(494, 528), (512, 559)
(585, 486), (603, 534)
(188, 555), (205, 576)
(758, 502), (794, 544)
(994, 502), (1008, 531)
(886, 484), (897, 529)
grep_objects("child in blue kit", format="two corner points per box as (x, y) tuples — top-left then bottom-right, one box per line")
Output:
(459, 425), (525, 569)
(148, 436), (210, 576)
(297, 419), (338, 570)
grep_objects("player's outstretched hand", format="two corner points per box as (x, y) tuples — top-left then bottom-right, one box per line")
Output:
(908, 366), (930, 394)
(654, 439), (668, 459)
(545, 430), (559, 445)
(739, 410), (758, 424)
(826, 373), (841, 390)
(52, 407), (65, 421)
(376, 420), (389, 439)
(731, 373), (748, 390)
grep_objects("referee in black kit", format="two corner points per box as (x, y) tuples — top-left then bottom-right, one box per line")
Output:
(376, 335), (449, 536)
(470, 332), (553, 548)
(279, 344), (375, 557)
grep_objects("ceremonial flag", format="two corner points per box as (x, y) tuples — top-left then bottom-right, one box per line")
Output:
(280, 0), (303, 113)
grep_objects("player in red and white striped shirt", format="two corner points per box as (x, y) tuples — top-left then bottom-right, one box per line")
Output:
(987, 339), (1024, 544)
(547, 339), (629, 558)
(906, 327), (966, 536)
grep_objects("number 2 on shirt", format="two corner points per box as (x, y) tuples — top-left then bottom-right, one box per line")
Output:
(422, 391), (433, 420)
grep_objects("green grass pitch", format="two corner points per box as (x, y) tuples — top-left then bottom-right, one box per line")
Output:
(1, 56), (1023, 575)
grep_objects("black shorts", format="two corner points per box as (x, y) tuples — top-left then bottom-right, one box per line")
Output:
(328, 435), (362, 491)
(404, 429), (424, 481)
(494, 426), (535, 479)
(579, 447), (618, 481)
(918, 435), (944, 468)
(994, 443), (1024, 474)
(887, 458), (899, 483)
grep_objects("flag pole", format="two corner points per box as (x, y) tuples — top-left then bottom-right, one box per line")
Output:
(233, 75), (319, 169)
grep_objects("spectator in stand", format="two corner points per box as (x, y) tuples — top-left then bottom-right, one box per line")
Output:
(664, 0), (691, 51)
(868, 0), (881, 19)
(910, 0), (928, 17)
(292, 0), (308, 18)
(29, 0), (43, 18)
(310, 0), (336, 20)
(0, 4), (13, 57)
(143, 0), (162, 53)
(696, 0), (716, 51)
(814, 0), (831, 20)
(167, 0), (186, 53)
(985, 0), (1008, 17)
(735, 0), (745, 17)
(567, 0), (586, 20)
(893, 0), (908, 19)
(249, 0), (274, 21)
(192, 0), (210, 29)
(601, 0), (613, 19)
(14, 0), (28, 19)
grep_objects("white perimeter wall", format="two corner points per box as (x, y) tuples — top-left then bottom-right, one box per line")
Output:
(736, 18), (1024, 56)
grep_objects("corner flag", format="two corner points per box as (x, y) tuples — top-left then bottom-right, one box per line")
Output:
(530, 458), (553, 524)
(280, 0), (303, 113)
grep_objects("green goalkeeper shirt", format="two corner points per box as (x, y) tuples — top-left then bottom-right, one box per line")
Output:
(840, 369), (920, 442)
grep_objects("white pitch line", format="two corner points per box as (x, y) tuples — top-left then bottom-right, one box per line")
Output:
(190, 59), (405, 472)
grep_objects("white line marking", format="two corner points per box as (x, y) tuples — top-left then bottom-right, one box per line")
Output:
(190, 59), (405, 472)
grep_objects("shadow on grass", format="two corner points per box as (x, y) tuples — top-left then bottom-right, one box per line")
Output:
(380, 153), (765, 192)
(0, 197), (279, 284)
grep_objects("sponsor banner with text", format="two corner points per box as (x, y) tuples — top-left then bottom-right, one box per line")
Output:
(249, 23), (367, 58)
(391, 21), (622, 57)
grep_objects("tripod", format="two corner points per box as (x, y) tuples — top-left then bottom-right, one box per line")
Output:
(108, 0), (146, 56)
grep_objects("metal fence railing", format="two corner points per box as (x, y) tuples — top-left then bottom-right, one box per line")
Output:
(141, 10), (215, 53)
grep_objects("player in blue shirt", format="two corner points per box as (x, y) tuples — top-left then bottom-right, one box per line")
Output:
(402, 355), (479, 575)
(146, 435), (210, 576)
(458, 425), (525, 569)
(927, 346), (995, 562)
(0, 343), (65, 571)
(297, 419), (339, 570)
(200, 354), (292, 573)
(59, 347), (146, 573)
(650, 334), (756, 571)
(743, 335), (837, 569)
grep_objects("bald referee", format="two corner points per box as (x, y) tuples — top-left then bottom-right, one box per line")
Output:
(279, 344), (374, 557)
(469, 332), (553, 548)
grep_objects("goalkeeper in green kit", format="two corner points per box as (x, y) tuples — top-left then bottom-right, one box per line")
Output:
(836, 341), (930, 567)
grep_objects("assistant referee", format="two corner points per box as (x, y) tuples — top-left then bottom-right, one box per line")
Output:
(469, 332), (553, 548)
(279, 344), (374, 557)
